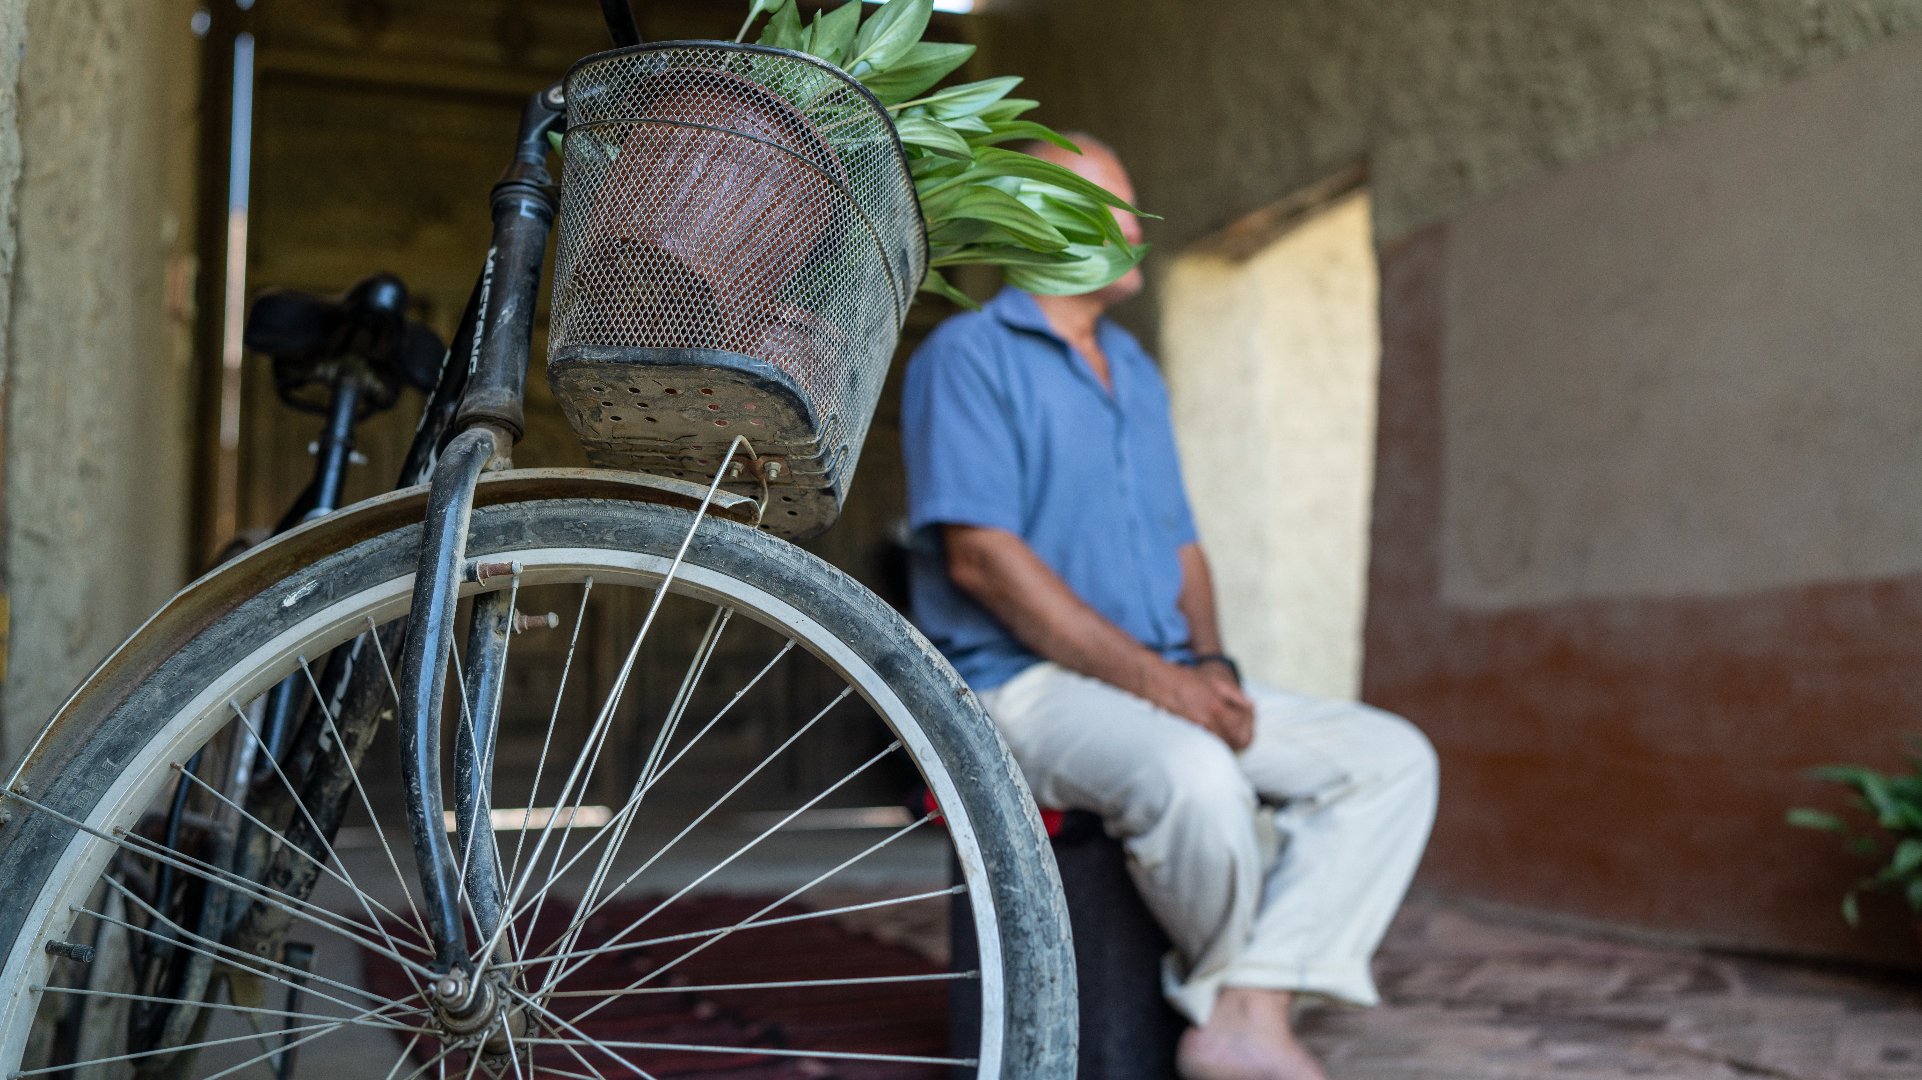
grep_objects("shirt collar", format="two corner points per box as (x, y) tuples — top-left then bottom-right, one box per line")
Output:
(984, 288), (1062, 342)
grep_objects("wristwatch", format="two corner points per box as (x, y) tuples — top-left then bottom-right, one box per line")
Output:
(1191, 652), (1241, 686)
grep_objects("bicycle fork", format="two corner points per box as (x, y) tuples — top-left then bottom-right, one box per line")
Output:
(392, 85), (562, 1046)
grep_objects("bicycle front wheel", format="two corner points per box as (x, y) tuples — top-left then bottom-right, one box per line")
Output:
(0, 495), (1074, 1078)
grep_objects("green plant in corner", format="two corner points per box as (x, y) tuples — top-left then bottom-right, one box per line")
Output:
(736, 0), (1150, 307)
(1788, 752), (1922, 926)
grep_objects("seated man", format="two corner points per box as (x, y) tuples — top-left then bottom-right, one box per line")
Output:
(900, 134), (1438, 1080)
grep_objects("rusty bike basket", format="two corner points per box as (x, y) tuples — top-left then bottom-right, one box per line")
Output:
(547, 41), (927, 538)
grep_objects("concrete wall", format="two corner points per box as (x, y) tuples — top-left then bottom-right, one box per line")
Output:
(0, 1), (201, 756)
(1366, 34), (1922, 966)
(1162, 193), (1380, 698)
(978, 0), (1922, 248)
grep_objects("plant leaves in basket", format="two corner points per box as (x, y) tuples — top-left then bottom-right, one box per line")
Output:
(734, 0), (1149, 307)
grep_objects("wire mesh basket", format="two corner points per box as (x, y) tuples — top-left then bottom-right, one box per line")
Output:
(548, 41), (927, 538)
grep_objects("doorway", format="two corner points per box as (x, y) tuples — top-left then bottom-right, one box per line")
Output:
(1160, 182), (1380, 698)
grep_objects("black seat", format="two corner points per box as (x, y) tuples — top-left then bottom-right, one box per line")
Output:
(245, 273), (445, 413)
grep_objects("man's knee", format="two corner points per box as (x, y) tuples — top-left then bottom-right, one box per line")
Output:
(1350, 707), (1439, 794)
(1129, 726), (1254, 833)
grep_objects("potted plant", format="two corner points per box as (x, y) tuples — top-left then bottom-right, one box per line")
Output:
(1788, 752), (1922, 930)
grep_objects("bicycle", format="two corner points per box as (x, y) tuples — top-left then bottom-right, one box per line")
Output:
(0, 6), (1073, 1078)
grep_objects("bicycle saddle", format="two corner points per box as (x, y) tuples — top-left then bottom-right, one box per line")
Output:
(244, 273), (446, 414)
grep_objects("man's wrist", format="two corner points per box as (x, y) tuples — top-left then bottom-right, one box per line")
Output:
(1191, 652), (1241, 686)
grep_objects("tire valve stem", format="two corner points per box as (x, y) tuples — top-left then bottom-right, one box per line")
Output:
(44, 940), (94, 964)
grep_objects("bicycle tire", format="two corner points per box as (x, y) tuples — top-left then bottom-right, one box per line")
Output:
(0, 495), (1075, 1078)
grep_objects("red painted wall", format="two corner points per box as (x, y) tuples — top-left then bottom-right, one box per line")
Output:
(1362, 225), (1922, 966)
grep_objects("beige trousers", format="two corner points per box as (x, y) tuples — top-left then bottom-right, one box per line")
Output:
(977, 662), (1437, 1024)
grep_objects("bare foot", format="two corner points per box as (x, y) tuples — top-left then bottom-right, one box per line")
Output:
(1175, 988), (1329, 1080)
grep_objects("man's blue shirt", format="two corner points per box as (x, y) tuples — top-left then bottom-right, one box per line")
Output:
(901, 288), (1200, 690)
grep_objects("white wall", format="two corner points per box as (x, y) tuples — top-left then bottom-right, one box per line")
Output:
(1162, 193), (1380, 697)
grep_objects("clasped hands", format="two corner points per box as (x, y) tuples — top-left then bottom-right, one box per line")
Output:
(1146, 658), (1255, 751)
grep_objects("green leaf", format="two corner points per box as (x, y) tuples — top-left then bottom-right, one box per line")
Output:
(943, 112), (991, 136)
(546, 130), (565, 155)
(926, 147), (1150, 216)
(736, 0), (788, 41)
(848, 0), (933, 76)
(930, 244), (1080, 269)
(969, 119), (1081, 152)
(1891, 837), (1922, 878)
(1907, 876), (1922, 912)
(1842, 890), (1861, 927)
(895, 115), (973, 160)
(902, 76), (1021, 119)
(978, 96), (1038, 123)
(859, 41), (975, 103)
(919, 268), (978, 309)
(755, 0), (806, 50)
(1786, 808), (1849, 833)
(920, 185), (1069, 251)
(806, 1), (861, 66)
(1005, 240), (1147, 295)
(1030, 190), (1127, 247)
(909, 154), (969, 182)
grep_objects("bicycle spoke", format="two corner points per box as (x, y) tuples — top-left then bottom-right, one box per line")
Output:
(546, 970), (975, 997)
(489, 638), (798, 963)
(535, 738), (900, 996)
(86, 880), (418, 1019)
(6, 789), (431, 979)
(500, 985), (662, 1080)
(553, 813), (938, 1026)
(495, 1012), (529, 1080)
(360, 618), (437, 934)
(382, 1031), (427, 1080)
(310, 641), (433, 943)
(513, 1036), (972, 1069)
(500, 446), (744, 954)
(30, 982), (430, 1039)
(543, 606), (730, 975)
(194, 709), (426, 957)
(502, 580), (592, 896)
(171, 754), (416, 941)
(194, 996), (427, 1080)
(493, 886), (964, 972)
(12, 1006), (408, 1077)
(512, 685), (851, 964)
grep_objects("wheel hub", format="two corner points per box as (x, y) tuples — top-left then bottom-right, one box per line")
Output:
(430, 969), (526, 1055)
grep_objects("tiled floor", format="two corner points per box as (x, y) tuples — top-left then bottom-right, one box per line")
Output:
(1297, 898), (1922, 1080)
(825, 888), (1922, 1079)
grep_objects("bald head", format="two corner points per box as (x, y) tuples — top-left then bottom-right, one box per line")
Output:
(1015, 132), (1144, 305)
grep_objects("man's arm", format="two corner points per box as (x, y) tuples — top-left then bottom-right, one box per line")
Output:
(1176, 542), (1246, 691)
(944, 524), (1255, 749)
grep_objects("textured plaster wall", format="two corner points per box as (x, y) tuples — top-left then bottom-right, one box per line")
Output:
(1362, 38), (1922, 962)
(1162, 194), (1379, 698)
(1440, 36), (1922, 609)
(1, 0), (200, 756)
(978, 0), (1922, 248)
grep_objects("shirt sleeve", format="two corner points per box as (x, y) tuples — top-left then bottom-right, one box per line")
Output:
(901, 321), (1027, 536)
(1141, 359), (1201, 548)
